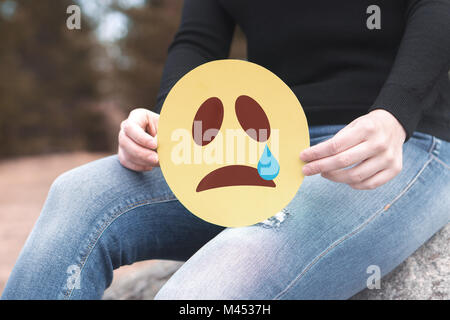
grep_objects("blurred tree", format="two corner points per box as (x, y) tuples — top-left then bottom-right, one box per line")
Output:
(0, 0), (111, 158)
(0, 0), (246, 158)
(113, 0), (246, 113)
(112, 0), (183, 111)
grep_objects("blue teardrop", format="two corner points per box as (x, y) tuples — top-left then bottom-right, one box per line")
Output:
(257, 145), (280, 180)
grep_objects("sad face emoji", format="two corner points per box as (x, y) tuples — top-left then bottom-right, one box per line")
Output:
(158, 60), (309, 227)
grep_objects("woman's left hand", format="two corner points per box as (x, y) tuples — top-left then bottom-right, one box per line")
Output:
(299, 109), (407, 190)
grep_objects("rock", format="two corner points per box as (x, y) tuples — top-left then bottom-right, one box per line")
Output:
(104, 224), (449, 300)
(103, 261), (184, 300)
(352, 224), (449, 300)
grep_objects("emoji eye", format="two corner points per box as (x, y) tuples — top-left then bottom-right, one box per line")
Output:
(235, 95), (271, 142)
(192, 97), (224, 146)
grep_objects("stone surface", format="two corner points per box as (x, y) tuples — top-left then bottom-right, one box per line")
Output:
(104, 261), (184, 300)
(352, 224), (449, 300)
(104, 224), (449, 300)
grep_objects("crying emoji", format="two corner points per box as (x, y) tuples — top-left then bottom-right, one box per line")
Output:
(158, 60), (309, 227)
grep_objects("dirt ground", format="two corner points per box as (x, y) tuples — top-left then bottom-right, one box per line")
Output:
(0, 152), (155, 296)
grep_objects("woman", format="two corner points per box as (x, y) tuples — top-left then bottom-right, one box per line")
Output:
(2, 0), (449, 299)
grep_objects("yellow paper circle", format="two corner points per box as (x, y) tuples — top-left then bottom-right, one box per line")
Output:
(158, 60), (309, 227)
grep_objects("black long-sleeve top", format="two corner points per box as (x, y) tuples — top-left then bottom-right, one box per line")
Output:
(155, 0), (450, 141)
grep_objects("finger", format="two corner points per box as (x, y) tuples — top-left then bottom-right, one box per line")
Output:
(300, 125), (366, 162)
(303, 141), (376, 175)
(349, 169), (396, 190)
(122, 120), (157, 150)
(122, 160), (154, 172)
(118, 148), (154, 172)
(128, 108), (159, 136)
(119, 130), (159, 167)
(147, 112), (159, 137)
(321, 154), (388, 184)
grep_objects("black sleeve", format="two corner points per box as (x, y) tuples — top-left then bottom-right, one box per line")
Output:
(369, 0), (450, 140)
(154, 0), (235, 113)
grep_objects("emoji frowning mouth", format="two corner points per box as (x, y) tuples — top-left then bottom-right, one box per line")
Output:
(196, 165), (276, 192)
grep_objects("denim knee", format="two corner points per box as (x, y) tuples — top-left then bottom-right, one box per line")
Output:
(46, 156), (120, 210)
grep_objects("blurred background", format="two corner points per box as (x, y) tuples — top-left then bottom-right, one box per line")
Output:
(0, 0), (246, 296)
(0, 0), (246, 158)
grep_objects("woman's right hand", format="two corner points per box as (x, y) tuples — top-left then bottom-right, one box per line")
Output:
(118, 108), (159, 172)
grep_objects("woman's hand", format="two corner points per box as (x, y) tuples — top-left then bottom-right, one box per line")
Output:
(118, 108), (159, 172)
(299, 109), (407, 190)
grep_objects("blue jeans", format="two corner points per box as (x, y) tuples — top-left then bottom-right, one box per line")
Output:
(2, 125), (449, 300)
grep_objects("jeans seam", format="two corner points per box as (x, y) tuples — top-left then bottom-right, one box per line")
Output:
(428, 136), (437, 154)
(273, 154), (435, 300)
(431, 155), (450, 170)
(64, 197), (178, 299)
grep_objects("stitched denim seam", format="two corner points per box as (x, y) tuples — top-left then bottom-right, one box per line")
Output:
(428, 136), (437, 154)
(64, 197), (177, 299)
(273, 154), (435, 300)
(431, 155), (450, 170)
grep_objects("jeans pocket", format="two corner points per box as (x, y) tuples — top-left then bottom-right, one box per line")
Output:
(432, 138), (450, 170)
(409, 131), (435, 153)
